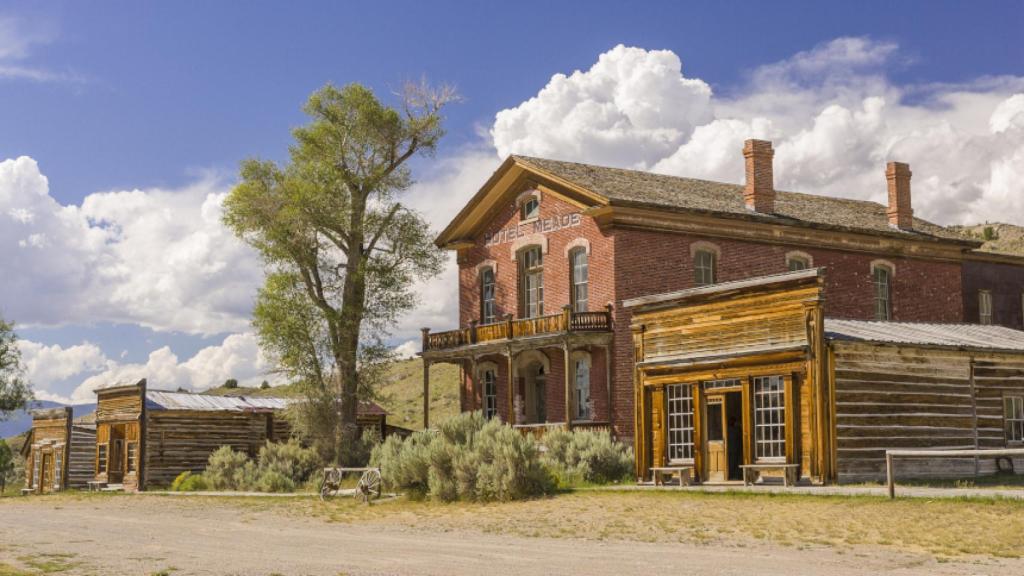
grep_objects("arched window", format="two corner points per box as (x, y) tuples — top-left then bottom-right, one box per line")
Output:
(519, 246), (544, 318)
(520, 195), (540, 221)
(480, 267), (496, 324)
(786, 251), (812, 271)
(871, 262), (894, 320)
(572, 352), (592, 420)
(570, 247), (589, 313)
(694, 249), (717, 286)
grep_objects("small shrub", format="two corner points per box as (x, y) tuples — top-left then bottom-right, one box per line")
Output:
(224, 378), (239, 389)
(371, 411), (554, 502)
(204, 446), (257, 490)
(541, 428), (633, 486)
(171, 471), (209, 492)
(257, 439), (320, 485)
(260, 380), (270, 389)
(255, 470), (295, 493)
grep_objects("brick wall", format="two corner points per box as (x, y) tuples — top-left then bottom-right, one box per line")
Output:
(963, 260), (1024, 329)
(454, 192), (970, 443)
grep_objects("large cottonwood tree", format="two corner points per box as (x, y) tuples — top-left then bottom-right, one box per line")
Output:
(224, 83), (450, 463)
(0, 315), (31, 421)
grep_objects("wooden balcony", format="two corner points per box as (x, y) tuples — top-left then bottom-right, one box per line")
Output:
(422, 305), (613, 353)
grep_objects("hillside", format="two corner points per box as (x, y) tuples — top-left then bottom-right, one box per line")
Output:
(949, 222), (1024, 256)
(202, 358), (460, 431)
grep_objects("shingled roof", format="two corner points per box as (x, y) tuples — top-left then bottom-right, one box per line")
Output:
(513, 155), (975, 245)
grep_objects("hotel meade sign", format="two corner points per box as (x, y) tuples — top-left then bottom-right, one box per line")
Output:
(483, 213), (582, 247)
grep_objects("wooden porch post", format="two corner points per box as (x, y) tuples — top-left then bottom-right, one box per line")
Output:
(564, 340), (573, 429)
(469, 356), (479, 412)
(506, 346), (516, 425)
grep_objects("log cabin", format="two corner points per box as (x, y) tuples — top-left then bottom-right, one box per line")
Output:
(92, 379), (388, 491)
(420, 138), (1024, 481)
(21, 407), (97, 493)
(625, 268), (1024, 484)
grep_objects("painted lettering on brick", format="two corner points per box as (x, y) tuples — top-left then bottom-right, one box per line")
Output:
(483, 213), (582, 247)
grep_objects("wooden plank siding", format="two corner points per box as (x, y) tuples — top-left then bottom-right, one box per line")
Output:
(629, 271), (829, 483)
(66, 426), (97, 489)
(831, 343), (1024, 482)
(25, 408), (72, 493)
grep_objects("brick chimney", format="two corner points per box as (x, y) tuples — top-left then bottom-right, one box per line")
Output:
(885, 161), (913, 230)
(743, 139), (775, 213)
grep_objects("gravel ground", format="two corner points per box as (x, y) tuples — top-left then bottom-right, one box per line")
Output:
(1, 495), (1020, 576)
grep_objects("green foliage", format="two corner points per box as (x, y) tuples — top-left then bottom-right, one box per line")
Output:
(223, 379), (239, 389)
(204, 446), (257, 491)
(541, 428), (634, 486)
(222, 82), (454, 465)
(202, 440), (323, 492)
(983, 226), (999, 241)
(371, 412), (554, 502)
(260, 380), (271, 390)
(170, 471), (209, 492)
(0, 438), (15, 493)
(0, 315), (32, 420)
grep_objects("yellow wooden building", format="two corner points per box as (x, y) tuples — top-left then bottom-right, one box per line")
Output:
(21, 407), (97, 493)
(626, 268), (1024, 484)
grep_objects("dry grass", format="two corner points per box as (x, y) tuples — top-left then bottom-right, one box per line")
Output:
(268, 489), (1024, 559)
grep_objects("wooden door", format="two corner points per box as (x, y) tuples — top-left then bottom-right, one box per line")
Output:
(705, 397), (726, 482)
(649, 388), (666, 468)
(40, 452), (53, 494)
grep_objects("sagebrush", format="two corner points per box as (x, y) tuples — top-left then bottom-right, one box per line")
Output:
(541, 428), (633, 485)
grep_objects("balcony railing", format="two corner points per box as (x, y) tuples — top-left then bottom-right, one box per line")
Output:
(422, 305), (613, 352)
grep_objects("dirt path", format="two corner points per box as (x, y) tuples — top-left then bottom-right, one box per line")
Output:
(1, 496), (1019, 576)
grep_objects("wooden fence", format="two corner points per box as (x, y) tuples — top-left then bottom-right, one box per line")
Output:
(424, 306), (613, 352)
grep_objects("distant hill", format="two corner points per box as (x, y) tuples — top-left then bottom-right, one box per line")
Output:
(0, 400), (97, 439)
(202, 358), (460, 431)
(949, 222), (1024, 256)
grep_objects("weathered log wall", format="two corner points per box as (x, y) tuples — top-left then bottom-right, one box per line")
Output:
(833, 342), (1024, 482)
(66, 426), (97, 489)
(143, 410), (270, 488)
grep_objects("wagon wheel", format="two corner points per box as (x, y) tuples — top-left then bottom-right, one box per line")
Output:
(320, 468), (342, 501)
(355, 469), (382, 503)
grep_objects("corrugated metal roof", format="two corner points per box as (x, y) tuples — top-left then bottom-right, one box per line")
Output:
(824, 319), (1024, 351)
(145, 391), (293, 412)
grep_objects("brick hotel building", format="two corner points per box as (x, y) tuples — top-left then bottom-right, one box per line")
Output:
(420, 140), (1024, 482)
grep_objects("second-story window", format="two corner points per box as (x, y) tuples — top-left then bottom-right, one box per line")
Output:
(979, 290), (993, 325)
(872, 264), (892, 321)
(480, 267), (496, 324)
(694, 249), (717, 286)
(570, 248), (589, 313)
(787, 255), (810, 271)
(520, 246), (544, 318)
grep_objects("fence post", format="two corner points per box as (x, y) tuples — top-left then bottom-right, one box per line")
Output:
(886, 451), (895, 499)
(563, 305), (573, 333)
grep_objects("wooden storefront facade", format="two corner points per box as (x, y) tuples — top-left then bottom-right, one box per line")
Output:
(627, 269), (1024, 484)
(22, 407), (97, 493)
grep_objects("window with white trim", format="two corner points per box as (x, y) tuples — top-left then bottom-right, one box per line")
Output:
(54, 447), (63, 490)
(694, 249), (717, 286)
(1005, 396), (1024, 443)
(787, 255), (810, 271)
(753, 375), (786, 461)
(97, 444), (108, 475)
(520, 246), (544, 318)
(666, 384), (694, 462)
(482, 369), (498, 420)
(520, 196), (540, 220)
(872, 264), (892, 320)
(32, 452), (41, 488)
(574, 356), (591, 420)
(979, 290), (993, 325)
(480, 267), (497, 324)
(127, 442), (138, 473)
(570, 248), (589, 313)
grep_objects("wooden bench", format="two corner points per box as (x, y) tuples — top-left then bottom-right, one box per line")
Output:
(86, 481), (106, 492)
(740, 463), (800, 487)
(651, 466), (693, 487)
(20, 488), (33, 496)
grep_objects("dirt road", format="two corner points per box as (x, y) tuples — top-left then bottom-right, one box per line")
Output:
(1, 495), (1019, 576)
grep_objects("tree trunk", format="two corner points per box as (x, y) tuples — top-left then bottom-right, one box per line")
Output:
(333, 206), (368, 465)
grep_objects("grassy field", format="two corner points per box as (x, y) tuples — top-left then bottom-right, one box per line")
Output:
(203, 358), (461, 431)
(949, 222), (1024, 255)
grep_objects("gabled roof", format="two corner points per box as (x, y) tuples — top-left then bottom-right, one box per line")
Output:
(434, 154), (978, 248)
(824, 319), (1024, 352)
(514, 155), (973, 244)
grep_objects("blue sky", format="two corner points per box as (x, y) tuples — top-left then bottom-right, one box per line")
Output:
(2, 1), (1023, 403)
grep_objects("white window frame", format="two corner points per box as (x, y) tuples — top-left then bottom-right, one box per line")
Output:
(520, 196), (540, 221)
(1005, 395), (1024, 444)
(753, 375), (786, 462)
(979, 289), (993, 325)
(480, 267), (497, 325)
(570, 248), (589, 313)
(520, 246), (544, 318)
(872, 264), (893, 321)
(694, 250), (717, 286)
(666, 384), (695, 463)
(786, 251), (812, 271)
